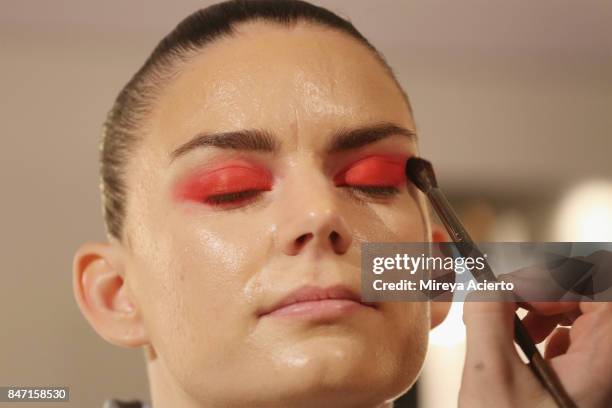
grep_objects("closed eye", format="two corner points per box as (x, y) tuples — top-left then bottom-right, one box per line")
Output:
(204, 189), (263, 206)
(350, 185), (399, 197)
(174, 161), (273, 207)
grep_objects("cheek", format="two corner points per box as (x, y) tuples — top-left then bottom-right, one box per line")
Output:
(384, 302), (430, 378)
(132, 206), (265, 321)
(136, 224), (267, 378)
(161, 216), (269, 324)
(345, 188), (426, 243)
(353, 203), (426, 243)
(386, 195), (427, 237)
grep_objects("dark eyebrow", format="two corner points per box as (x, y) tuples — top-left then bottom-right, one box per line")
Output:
(170, 129), (278, 162)
(170, 122), (415, 162)
(327, 122), (416, 153)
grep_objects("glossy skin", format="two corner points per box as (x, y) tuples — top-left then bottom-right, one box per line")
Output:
(78, 22), (437, 408)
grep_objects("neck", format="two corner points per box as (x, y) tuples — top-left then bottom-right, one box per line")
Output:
(146, 351), (202, 408)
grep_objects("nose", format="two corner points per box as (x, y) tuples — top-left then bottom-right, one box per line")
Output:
(281, 208), (352, 256)
(276, 172), (353, 257)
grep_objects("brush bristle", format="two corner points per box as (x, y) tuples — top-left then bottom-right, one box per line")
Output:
(405, 157), (437, 193)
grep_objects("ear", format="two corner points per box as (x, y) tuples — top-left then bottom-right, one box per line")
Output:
(430, 223), (452, 329)
(72, 241), (148, 348)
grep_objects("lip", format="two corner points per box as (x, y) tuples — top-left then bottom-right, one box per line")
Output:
(258, 284), (378, 320)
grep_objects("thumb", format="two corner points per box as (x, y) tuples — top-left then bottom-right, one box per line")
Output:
(463, 292), (524, 372)
(460, 293), (556, 407)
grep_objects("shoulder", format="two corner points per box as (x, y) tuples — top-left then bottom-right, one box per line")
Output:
(102, 399), (150, 408)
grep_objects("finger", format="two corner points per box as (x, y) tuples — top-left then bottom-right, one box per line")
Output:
(499, 266), (570, 302)
(498, 269), (548, 300)
(560, 314), (576, 326)
(570, 302), (612, 344)
(521, 311), (563, 343)
(544, 327), (571, 359)
(579, 301), (611, 314)
(517, 301), (579, 316)
(463, 292), (523, 369)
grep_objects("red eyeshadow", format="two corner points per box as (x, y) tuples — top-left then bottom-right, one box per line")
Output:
(333, 154), (408, 187)
(174, 161), (273, 203)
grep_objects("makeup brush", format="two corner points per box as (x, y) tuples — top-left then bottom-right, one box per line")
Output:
(405, 157), (576, 408)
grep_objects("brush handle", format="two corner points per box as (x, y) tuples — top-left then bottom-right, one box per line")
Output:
(427, 188), (576, 408)
(427, 189), (474, 245)
(514, 317), (576, 407)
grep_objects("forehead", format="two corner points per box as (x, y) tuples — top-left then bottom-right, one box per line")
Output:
(149, 21), (413, 153)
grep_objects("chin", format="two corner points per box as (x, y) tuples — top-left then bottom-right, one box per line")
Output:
(170, 332), (423, 408)
(259, 335), (420, 408)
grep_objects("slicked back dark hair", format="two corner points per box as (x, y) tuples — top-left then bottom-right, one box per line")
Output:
(101, 0), (411, 241)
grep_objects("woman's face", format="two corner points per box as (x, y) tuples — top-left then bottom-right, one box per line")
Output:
(123, 22), (429, 407)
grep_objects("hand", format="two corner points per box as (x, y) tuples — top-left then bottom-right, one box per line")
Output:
(459, 299), (612, 407)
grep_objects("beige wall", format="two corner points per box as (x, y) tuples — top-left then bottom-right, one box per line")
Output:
(1, 30), (152, 407)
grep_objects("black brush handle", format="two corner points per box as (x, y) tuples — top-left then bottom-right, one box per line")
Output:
(514, 316), (576, 408)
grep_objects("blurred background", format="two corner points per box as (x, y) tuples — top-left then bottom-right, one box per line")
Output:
(1, 1), (610, 407)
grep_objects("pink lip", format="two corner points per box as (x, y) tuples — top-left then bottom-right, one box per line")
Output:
(259, 285), (377, 320)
